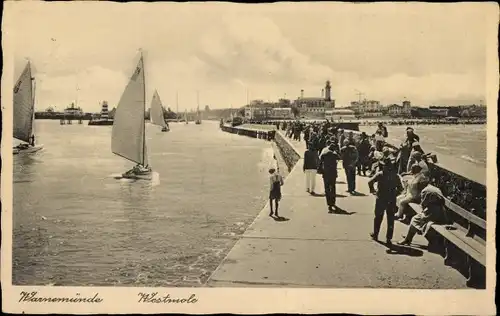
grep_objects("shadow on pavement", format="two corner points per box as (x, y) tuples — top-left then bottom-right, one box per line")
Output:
(329, 207), (356, 215)
(272, 216), (290, 222)
(349, 191), (368, 197)
(385, 244), (424, 257)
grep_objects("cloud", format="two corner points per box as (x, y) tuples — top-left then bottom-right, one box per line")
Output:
(196, 14), (334, 86)
(5, 2), (492, 110)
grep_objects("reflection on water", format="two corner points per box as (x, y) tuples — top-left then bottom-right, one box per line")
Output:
(13, 120), (274, 286)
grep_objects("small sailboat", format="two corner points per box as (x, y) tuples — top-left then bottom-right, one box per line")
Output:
(195, 91), (201, 125)
(184, 110), (189, 124)
(13, 61), (44, 155)
(111, 53), (152, 180)
(195, 109), (201, 125)
(150, 90), (169, 132)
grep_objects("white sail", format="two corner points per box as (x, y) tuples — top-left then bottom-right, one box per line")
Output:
(13, 62), (34, 143)
(184, 110), (188, 122)
(111, 56), (146, 165)
(150, 90), (166, 128)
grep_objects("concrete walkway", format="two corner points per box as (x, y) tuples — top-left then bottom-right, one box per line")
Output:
(207, 135), (467, 288)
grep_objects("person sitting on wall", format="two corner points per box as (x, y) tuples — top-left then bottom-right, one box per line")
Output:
(395, 164), (430, 223)
(397, 184), (448, 245)
(404, 150), (429, 176)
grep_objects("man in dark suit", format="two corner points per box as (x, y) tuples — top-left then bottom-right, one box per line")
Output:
(319, 140), (340, 213)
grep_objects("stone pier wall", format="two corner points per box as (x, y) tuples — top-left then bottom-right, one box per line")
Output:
(220, 125), (276, 141)
(274, 131), (301, 172)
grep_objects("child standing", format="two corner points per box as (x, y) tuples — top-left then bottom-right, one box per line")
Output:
(269, 166), (284, 217)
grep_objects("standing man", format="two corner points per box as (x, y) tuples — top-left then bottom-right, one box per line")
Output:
(397, 127), (420, 174)
(357, 132), (371, 176)
(341, 139), (359, 194)
(319, 140), (340, 213)
(303, 143), (318, 194)
(368, 157), (404, 246)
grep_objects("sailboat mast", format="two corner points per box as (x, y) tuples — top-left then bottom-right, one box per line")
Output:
(31, 71), (36, 143)
(141, 53), (146, 166)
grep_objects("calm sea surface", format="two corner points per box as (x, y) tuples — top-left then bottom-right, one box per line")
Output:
(12, 120), (276, 286)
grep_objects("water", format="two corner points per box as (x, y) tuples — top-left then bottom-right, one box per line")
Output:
(12, 120), (276, 286)
(359, 124), (486, 184)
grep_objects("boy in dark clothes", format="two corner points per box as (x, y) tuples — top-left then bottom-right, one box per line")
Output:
(269, 167), (284, 217)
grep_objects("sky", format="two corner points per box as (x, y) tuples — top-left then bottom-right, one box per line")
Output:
(4, 2), (495, 112)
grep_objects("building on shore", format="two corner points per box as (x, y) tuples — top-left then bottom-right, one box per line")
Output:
(64, 103), (84, 117)
(402, 100), (412, 115)
(350, 99), (382, 113)
(325, 108), (356, 120)
(387, 104), (404, 116)
(294, 81), (335, 119)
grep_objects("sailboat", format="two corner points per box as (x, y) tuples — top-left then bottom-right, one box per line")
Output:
(195, 107), (201, 125)
(150, 90), (169, 132)
(184, 110), (189, 124)
(111, 53), (152, 180)
(195, 91), (201, 125)
(13, 61), (44, 155)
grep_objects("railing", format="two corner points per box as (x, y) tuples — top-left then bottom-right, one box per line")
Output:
(220, 125), (276, 141)
(347, 130), (486, 221)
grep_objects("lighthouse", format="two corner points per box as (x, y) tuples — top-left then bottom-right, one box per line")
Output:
(325, 81), (331, 101)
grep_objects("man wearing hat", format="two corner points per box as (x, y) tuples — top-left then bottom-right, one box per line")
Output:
(397, 127), (421, 174)
(319, 140), (340, 212)
(368, 156), (404, 246)
(357, 132), (371, 176)
(341, 139), (359, 194)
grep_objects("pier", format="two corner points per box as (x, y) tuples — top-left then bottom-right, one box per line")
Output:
(210, 125), (487, 288)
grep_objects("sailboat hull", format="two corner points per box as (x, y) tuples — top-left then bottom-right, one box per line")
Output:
(161, 127), (169, 132)
(118, 170), (153, 180)
(13, 144), (44, 155)
(118, 173), (153, 180)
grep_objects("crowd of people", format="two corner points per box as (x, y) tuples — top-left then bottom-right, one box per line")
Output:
(268, 119), (448, 248)
(249, 117), (486, 127)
